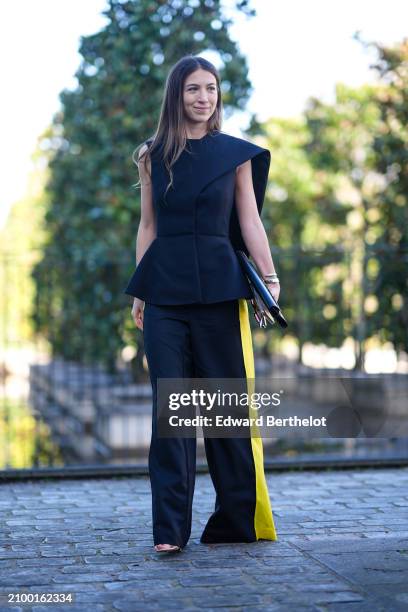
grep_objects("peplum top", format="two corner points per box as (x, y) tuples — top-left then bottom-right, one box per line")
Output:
(123, 129), (270, 305)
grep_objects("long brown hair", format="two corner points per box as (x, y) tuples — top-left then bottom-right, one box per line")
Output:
(132, 55), (223, 203)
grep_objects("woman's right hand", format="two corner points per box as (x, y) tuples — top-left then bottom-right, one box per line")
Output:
(131, 298), (145, 330)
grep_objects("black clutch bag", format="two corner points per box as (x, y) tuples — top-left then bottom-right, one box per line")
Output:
(236, 250), (288, 329)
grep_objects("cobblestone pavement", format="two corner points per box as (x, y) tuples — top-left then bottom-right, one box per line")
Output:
(0, 467), (407, 611)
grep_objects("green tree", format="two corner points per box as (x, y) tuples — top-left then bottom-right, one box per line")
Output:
(303, 82), (383, 369)
(255, 117), (334, 364)
(368, 38), (408, 356)
(302, 37), (408, 367)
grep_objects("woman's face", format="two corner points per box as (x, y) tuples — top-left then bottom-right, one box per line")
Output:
(183, 69), (218, 126)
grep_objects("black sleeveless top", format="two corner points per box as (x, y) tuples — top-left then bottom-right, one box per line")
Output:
(123, 130), (270, 305)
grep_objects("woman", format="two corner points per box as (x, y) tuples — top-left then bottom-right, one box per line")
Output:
(124, 55), (280, 553)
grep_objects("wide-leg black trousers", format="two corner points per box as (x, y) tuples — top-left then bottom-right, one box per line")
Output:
(143, 298), (277, 549)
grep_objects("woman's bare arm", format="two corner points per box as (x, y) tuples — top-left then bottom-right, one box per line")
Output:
(135, 143), (156, 266)
(235, 160), (280, 299)
(131, 143), (156, 329)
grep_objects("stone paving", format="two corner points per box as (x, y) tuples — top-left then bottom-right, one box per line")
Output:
(0, 466), (407, 611)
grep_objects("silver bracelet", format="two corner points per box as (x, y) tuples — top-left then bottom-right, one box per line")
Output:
(264, 278), (280, 285)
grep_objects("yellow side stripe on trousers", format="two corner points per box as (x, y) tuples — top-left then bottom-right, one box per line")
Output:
(238, 299), (278, 541)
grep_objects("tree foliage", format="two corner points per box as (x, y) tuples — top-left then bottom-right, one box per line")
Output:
(265, 37), (408, 366)
(368, 38), (408, 355)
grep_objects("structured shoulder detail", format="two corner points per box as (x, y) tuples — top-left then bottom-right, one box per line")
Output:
(200, 131), (270, 194)
(204, 132), (271, 254)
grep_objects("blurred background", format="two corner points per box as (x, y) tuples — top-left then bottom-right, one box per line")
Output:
(1, 0), (407, 474)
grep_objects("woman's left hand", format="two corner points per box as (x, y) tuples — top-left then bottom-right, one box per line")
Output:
(268, 283), (280, 302)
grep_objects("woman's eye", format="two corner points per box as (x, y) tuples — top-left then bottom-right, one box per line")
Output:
(187, 87), (216, 92)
